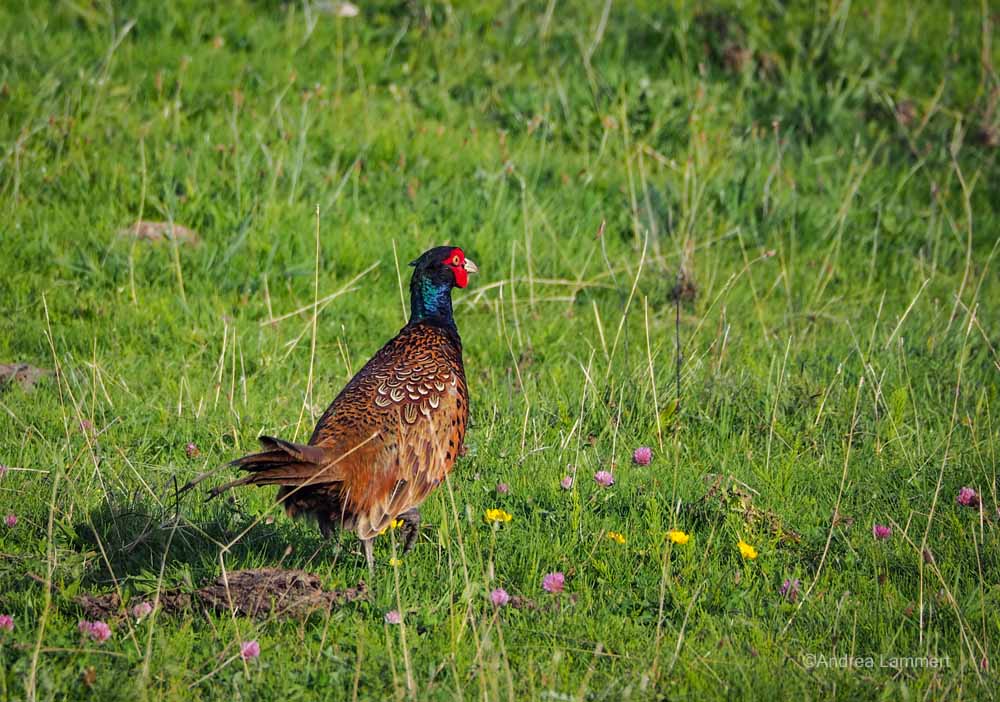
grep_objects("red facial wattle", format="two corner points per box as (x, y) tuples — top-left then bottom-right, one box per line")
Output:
(443, 247), (469, 288)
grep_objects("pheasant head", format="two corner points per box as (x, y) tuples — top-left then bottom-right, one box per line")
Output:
(409, 246), (478, 325)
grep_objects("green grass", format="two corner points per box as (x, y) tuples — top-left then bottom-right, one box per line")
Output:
(1, 0), (998, 699)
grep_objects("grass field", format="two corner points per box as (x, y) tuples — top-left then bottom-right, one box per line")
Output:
(1, 1), (999, 699)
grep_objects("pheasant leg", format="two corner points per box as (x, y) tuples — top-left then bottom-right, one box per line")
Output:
(362, 537), (375, 575)
(399, 508), (421, 553)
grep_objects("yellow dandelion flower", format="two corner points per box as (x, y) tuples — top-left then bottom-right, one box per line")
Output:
(379, 518), (404, 535)
(737, 539), (758, 560)
(389, 557), (402, 567)
(667, 529), (690, 545)
(484, 508), (513, 524)
(607, 531), (626, 545)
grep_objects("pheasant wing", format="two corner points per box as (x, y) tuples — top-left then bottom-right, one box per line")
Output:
(308, 323), (468, 539)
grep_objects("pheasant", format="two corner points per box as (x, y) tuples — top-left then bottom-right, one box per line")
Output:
(203, 246), (477, 571)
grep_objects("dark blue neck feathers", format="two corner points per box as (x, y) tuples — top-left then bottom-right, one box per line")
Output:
(410, 276), (455, 326)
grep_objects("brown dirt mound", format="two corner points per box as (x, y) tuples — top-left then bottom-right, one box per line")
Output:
(688, 474), (802, 544)
(117, 221), (199, 245)
(76, 568), (366, 621)
(0, 363), (52, 391)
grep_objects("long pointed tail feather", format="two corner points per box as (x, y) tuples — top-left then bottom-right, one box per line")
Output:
(182, 435), (343, 501)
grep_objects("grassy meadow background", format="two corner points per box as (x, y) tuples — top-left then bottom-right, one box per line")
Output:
(1, 0), (999, 699)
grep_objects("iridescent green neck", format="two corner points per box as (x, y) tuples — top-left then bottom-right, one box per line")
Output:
(410, 277), (454, 325)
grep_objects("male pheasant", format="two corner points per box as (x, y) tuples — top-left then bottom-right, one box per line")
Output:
(205, 246), (476, 571)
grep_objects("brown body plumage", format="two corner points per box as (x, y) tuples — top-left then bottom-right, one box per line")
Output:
(205, 246), (477, 570)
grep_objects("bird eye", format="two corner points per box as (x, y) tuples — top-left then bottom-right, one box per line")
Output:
(451, 255), (461, 266)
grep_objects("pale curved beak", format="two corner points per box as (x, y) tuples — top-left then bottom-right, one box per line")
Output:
(463, 258), (479, 274)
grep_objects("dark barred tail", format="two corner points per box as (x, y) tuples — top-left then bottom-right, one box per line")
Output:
(187, 435), (341, 500)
